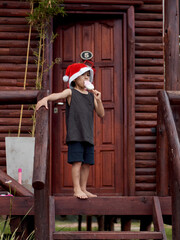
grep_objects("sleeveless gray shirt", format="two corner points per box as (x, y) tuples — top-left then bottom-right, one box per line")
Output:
(66, 89), (94, 145)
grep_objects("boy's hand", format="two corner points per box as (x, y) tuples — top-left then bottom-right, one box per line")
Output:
(92, 90), (102, 102)
(35, 98), (48, 111)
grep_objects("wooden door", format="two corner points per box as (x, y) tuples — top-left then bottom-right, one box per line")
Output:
(52, 14), (124, 196)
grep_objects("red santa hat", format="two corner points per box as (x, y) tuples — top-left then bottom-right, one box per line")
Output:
(63, 63), (94, 89)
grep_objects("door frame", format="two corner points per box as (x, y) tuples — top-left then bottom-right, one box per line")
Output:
(47, 3), (135, 196)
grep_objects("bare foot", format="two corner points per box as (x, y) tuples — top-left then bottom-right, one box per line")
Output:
(82, 190), (97, 198)
(74, 189), (88, 199)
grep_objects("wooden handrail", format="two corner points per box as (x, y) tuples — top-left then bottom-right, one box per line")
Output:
(157, 90), (180, 187)
(157, 90), (180, 240)
(32, 91), (49, 190)
(0, 169), (33, 197)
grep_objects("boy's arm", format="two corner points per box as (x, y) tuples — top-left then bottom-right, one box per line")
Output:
(93, 90), (105, 118)
(36, 89), (72, 111)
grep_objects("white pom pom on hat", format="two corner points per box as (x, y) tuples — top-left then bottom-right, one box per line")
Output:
(63, 63), (94, 89)
(63, 75), (69, 82)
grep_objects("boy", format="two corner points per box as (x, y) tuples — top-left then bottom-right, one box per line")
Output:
(36, 63), (104, 199)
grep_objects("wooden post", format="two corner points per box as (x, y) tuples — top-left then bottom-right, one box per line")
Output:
(172, 180), (180, 240)
(127, 5), (135, 196)
(156, 99), (169, 196)
(33, 91), (50, 239)
(164, 0), (179, 90)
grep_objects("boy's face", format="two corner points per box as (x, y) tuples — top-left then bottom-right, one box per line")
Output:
(74, 71), (90, 88)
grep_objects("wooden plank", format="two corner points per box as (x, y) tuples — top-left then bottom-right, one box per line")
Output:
(0, 56), (35, 64)
(0, 9), (30, 17)
(54, 196), (171, 216)
(164, 0), (179, 90)
(0, 17), (27, 25)
(0, 90), (39, 105)
(135, 36), (162, 43)
(0, 64), (36, 72)
(64, 0), (144, 4)
(0, 197), (34, 215)
(135, 128), (156, 136)
(136, 183), (156, 191)
(135, 67), (163, 74)
(135, 50), (163, 58)
(135, 143), (156, 151)
(135, 13), (162, 21)
(136, 168), (156, 175)
(135, 28), (162, 36)
(135, 21), (162, 28)
(135, 113), (157, 120)
(135, 82), (163, 89)
(136, 175), (156, 183)
(135, 43), (163, 50)
(135, 105), (157, 112)
(136, 4), (162, 13)
(135, 74), (164, 82)
(0, 32), (38, 40)
(136, 152), (156, 160)
(135, 58), (163, 66)
(136, 160), (156, 168)
(153, 196), (167, 240)
(135, 89), (160, 97)
(53, 231), (162, 239)
(0, 1), (30, 9)
(135, 97), (158, 104)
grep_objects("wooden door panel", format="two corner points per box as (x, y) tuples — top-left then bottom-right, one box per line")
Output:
(52, 15), (124, 195)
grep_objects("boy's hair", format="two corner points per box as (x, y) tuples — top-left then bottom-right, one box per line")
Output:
(71, 81), (76, 87)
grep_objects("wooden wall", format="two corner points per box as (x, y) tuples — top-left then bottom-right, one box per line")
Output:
(0, 1), (37, 172)
(0, 0), (164, 196)
(135, 0), (164, 195)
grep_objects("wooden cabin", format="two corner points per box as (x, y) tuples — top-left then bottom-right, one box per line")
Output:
(0, 0), (179, 239)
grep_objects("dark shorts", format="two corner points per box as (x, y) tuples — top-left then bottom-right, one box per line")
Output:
(67, 142), (94, 165)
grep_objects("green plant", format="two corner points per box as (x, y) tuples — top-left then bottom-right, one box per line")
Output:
(18, 0), (65, 137)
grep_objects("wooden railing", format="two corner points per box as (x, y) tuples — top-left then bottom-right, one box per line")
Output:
(157, 90), (180, 239)
(0, 90), (40, 196)
(0, 90), (49, 239)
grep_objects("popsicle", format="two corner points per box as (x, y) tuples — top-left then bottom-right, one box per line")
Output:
(84, 80), (94, 90)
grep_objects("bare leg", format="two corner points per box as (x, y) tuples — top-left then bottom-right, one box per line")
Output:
(80, 164), (97, 197)
(72, 162), (88, 199)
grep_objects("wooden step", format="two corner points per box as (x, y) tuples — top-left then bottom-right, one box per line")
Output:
(54, 196), (171, 216)
(53, 231), (163, 239)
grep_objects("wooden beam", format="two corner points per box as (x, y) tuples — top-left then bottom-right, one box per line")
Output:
(54, 196), (171, 216)
(53, 231), (162, 239)
(167, 91), (180, 104)
(0, 197), (34, 215)
(64, 0), (144, 5)
(0, 169), (33, 197)
(0, 90), (39, 105)
(164, 0), (179, 90)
